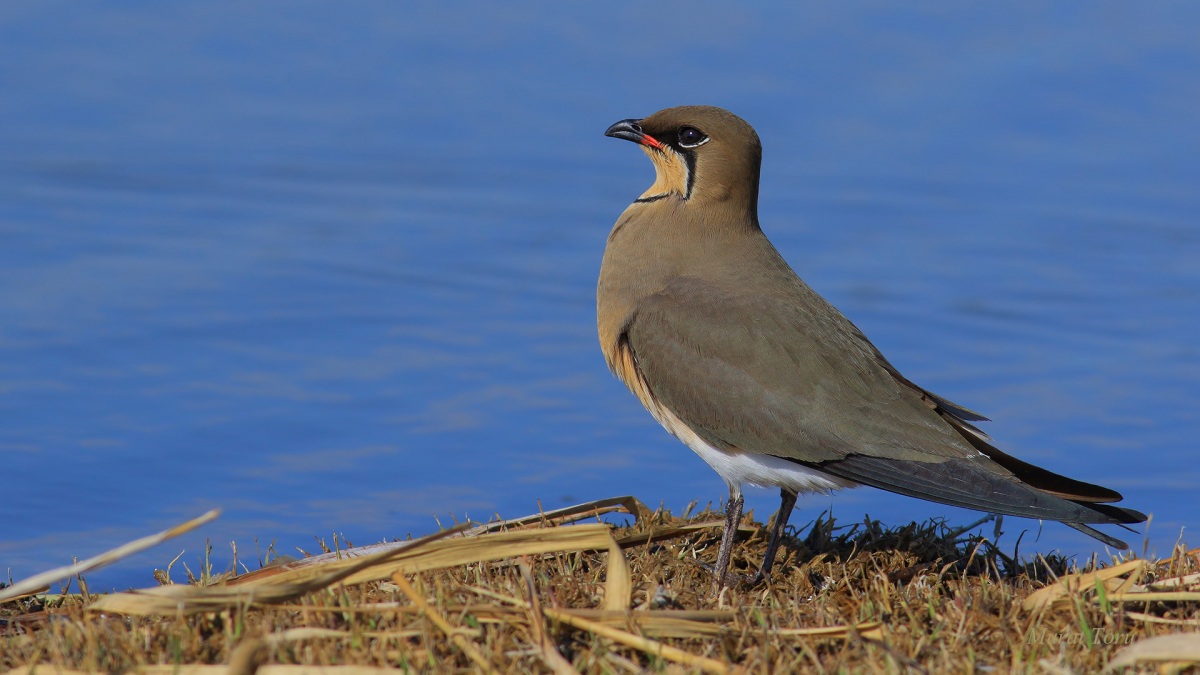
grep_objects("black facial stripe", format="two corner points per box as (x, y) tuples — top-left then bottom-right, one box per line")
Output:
(634, 194), (669, 203)
(640, 126), (700, 200)
(683, 151), (697, 200)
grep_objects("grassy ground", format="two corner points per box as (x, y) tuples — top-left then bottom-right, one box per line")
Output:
(3, 498), (1198, 673)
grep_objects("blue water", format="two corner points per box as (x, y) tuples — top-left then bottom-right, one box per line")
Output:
(2, 3), (1197, 591)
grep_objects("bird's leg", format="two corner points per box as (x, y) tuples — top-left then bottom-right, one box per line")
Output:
(712, 489), (744, 591)
(750, 488), (798, 585)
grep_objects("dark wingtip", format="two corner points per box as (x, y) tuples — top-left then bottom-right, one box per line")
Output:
(1081, 502), (1148, 525)
(1063, 522), (1131, 550)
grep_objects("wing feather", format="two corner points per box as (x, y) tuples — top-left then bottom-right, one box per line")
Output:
(622, 273), (1143, 546)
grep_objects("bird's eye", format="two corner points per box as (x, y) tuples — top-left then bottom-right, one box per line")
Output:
(678, 127), (708, 148)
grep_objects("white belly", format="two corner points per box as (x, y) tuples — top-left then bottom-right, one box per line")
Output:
(651, 401), (854, 497)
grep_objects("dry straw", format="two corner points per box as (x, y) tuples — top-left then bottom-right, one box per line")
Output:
(5, 496), (1200, 671)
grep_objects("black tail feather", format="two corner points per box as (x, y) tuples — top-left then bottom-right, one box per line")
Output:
(805, 454), (1146, 549)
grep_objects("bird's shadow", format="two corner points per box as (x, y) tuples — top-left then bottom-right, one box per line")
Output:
(710, 508), (1080, 586)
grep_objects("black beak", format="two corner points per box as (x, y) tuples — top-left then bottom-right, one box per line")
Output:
(605, 118), (664, 149)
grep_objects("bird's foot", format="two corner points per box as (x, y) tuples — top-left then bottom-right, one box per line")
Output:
(688, 558), (770, 589)
(745, 569), (771, 587)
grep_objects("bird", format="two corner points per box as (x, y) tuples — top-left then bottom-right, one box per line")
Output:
(597, 105), (1146, 589)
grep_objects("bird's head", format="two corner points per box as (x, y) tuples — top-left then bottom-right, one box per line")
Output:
(605, 105), (762, 219)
